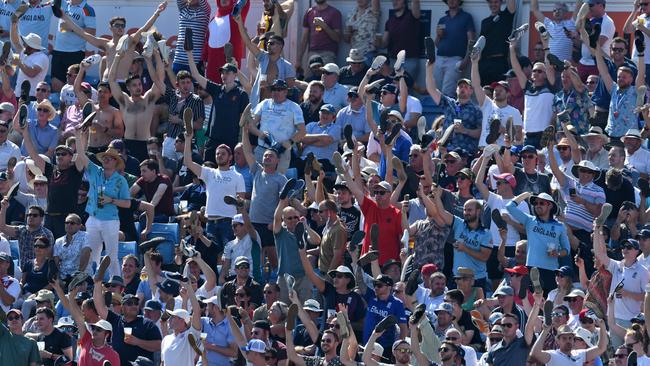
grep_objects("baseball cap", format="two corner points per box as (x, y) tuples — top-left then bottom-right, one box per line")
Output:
(520, 145), (538, 154)
(555, 266), (574, 277)
(457, 78), (471, 86)
(303, 299), (323, 312)
(489, 80), (510, 91)
(493, 173), (516, 189)
(639, 229), (650, 240)
(392, 339), (410, 351)
(232, 214), (244, 225)
(434, 302), (454, 314)
(220, 63), (238, 73)
(373, 274), (394, 287)
(0, 252), (11, 262)
(347, 87), (359, 97)
(143, 300), (162, 311)
(563, 289), (586, 300)
(0, 102), (14, 114)
(244, 339), (267, 353)
(320, 63), (340, 75)
(373, 181), (393, 192)
(320, 104), (336, 114)
(381, 84), (399, 94)
(421, 264), (438, 276)
(494, 285), (514, 296)
(504, 265), (528, 276)
(55, 145), (73, 154)
(270, 79), (288, 90)
(90, 319), (113, 332)
(308, 55), (324, 68)
(456, 167), (474, 181)
(157, 280), (180, 297)
(166, 309), (191, 323)
(201, 295), (222, 308)
(234, 256), (250, 266)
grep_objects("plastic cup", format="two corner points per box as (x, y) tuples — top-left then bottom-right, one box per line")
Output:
(200, 333), (207, 341)
(124, 327), (132, 336)
(37, 342), (45, 351)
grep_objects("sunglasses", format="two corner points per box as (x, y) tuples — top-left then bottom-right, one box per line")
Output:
(37, 108), (50, 112)
(264, 290), (275, 295)
(33, 245), (48, 249)
(446, 336), (459, 341)
(580, 318), (594, 324)
(522, 154), (536, 159)
(123, 300), (139, 306)
(557, 146), (570, 151)
(7, 315), (20, 321)
(373, 283), (387, 288)
(36, 88), (48, 92)
(326, 323), (340, 329)
(112, 23), (126, 28)
(26, 213), (41, 217)
(501, 323), (515, 328)
(496, 180), (509, 186)
(566, 297), (579, 303)
(372, 191), (388, 196)
(551, 312), (566, 317)
(457, 175), (469, 181)
(395, 348), (411, 354)
(56, 152), (70, 157)
(615, 354), (629, 359)
(65, 221), (79, 225)
(444, 159), (457, 164)
(489, 337), (503, 343)
(236, 264), (250, 269)
(612, 47), (626, 53)
(321, 338), (334, 343)
(0, 129), (7, 134)
(586, 81), (596, 84)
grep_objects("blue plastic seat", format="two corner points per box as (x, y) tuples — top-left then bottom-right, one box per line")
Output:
(147, 223), (180, 264)
(9, 240), (19, 261)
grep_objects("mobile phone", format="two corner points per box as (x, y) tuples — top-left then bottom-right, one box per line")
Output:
(239, 301), (245, 308)
(569, 188), (576, 196)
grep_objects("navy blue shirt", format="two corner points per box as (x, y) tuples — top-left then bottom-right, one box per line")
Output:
(362, 289), (407, 350)
(106, 310), (163, 365)
(437, 9), (475, 58)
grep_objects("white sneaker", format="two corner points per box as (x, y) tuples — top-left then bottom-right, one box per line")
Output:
(82, 54), (101, 66)
(535, 21), (550, 41)
(416, 116), (426, 141)
(508, 23), (529, 42)
(470, 36), (486, 59)
(370, 55), (387, 70)
(142, 32), (156, 58)
(116, 35), (130, 53)
(394, 50), (405, 72)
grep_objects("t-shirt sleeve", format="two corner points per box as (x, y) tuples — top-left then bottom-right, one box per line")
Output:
(60, 331), (72, 349)
(452, 215), (465, 240)
(205, 80), (220, 97)
(83, 5), (96, 29)
(145, 319), (163, 340)
(293, 104), (305, 125)
(200, 166), (212, 184)
(117, 176), (130, 199)
(393, 299), (407, 324)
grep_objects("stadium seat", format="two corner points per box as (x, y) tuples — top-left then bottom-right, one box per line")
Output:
(147, 223), (180, 265)
(9, 240), (19, 261)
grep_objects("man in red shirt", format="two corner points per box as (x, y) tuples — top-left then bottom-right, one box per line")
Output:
(341, 156), (403, 265)
(130, 159), (175, 222)
(66, 288), (120, 366)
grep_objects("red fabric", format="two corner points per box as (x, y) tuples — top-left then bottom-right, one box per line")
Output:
(202, 0), (250, 83)
(77, 331), (121, 366)
(360, 196), (402, 265)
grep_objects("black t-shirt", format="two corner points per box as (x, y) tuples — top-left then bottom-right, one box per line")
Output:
(595, 172), (635, 221)
(42, 328), (72, 366)
(124, 155), (141, 177)
(106, 310), (162, 366)
(338, 205), (360, 238)
(513, 167), (552, 196)
(479, 9), (515, 57)
(437, 164), (458, 192)
(321, 282), (366, 328)
(205, 81), (249, 149)
(339, 64), (368, 87)
(300, 100), (324, 125)
(22, 260), (52, 294)
(457, 310), (483, 348)
(45, 162), (83, 215)
(124, 276), (141, 296)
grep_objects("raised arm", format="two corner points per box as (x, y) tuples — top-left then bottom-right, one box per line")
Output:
(339, 152), (366, 206)
(60, 12), (106, 49)
(92, 275), (109, 319)
(74, 63), (91, 106)
(530, 325), (552, 364)
(16, 116), (46, 173)
(474, 155), (491, 199)
(425, 61), (442, 104)
(131, 1), (167, 41)
(509, 42), (528, 89)
(186, 52), (208, 89)
(73, 128), (89, 170)
(530, 0), (545, 21)
(183, 129), (203, 177)
(470, 53), (486, 106)
(541, 38), (555, 86)
(637, 52), (646, 87)
(66, 286), (88, 339)
(108, 52), (128, 105)
(547, 139), (567, 187)
(593, 222), (610, 268)
(10, 17), (23, 54)
(594, 48), (614, 93)
(284, 327), (306, 366)
(361, 331), (382, 366)
(273, 197), (288, 234)
(233, 14), (260, 58)
(584, 320), (608, 361)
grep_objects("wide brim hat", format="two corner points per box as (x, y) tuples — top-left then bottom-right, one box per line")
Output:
(96, 147), (125, 171)
(571, 160), (601, 180)
(346, 48), (365, 63)
(621, 128), (642, 143)
(529, 192), (558, 215)
(327, 265), (356, 289)
(581, 126), (609, 143)
(21, 33), (45, 50)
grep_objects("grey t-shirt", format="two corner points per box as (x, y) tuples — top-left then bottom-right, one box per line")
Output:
(274, 227), (305, 276)
(249, 163), (287, 224)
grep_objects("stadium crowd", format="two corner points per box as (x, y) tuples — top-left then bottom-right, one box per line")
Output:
(6, 0), (650, 365)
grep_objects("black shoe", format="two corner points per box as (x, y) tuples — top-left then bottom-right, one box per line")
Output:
(163, 271), (189, 283)
(491, 209), (507, 230)
(640, 178), (650, 197)
(348, 230), (365, 252)
(358, 250), (379, 267)
(279, 178), (296, 200)
(52, 0), (62, 18)
(138, 236), (166, 253)
(94, 256), (110, 282)
(294, 221), (305, 249)
(636, 30), (646, 54)
(223, 195), (244, 208)
(505, 116), (514, 139)
(378, 109), (390, 133)
(546, 53), (563, 71)
(344, 124), (354, 150)
(224, 42), (233, 63)
(405, 270), (419, 296)
(6, 182), (19, 202)
(374, 315), (397, 333)
(588, 23), (601, 49)
(384, 123), (402, 145)
(370, 223), (379, 251)
(543, 300), (553, 327)
(410, 303), (426, 325)
(183, 108), (193, 135)
(47, 258), (59, 283)
(68, 271), (90, 292)
(486, 118), (501, 144)
(420, 134), (434, 150)
(539, 125), (555, 147)
(82, 101), (94, 121)
(18, 104), (27, 129)
(424, 36), (435, 63)
(184, 27), (194, 51)
(19, 80), (30, 104)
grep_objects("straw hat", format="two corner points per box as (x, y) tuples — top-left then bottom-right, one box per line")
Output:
(96, 147), (125, 171)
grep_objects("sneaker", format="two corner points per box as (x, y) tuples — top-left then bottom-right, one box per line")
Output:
(366, 79), (384, 95)
(286, 303), (298, 330)
(636, 29), (645, 54)
(6, 182), (19, 201)
(158, 40), (170, 65)
(638, 85), (647, 110)
(410, 303), (426, 325)
(348, 230), (365, 252)
(438, 123), (456, 146)
(470, 36), (486, 59)
(332, 151), (346, 176)
(231, 0), (248, 17)
(505, 116), (514, 139)
(279, 178), (296, 200)
(378, 109), (390, 134)
(370, 55), (387, 71)
(182, 245), (198, 258)
(116, 35), (130, 53)
(307, 152), (322, 172)
(588, 23), (601, 49)
(337, 311), (350, 338)
(483, 144), (499, 157)
(68, 272), (90, 292)
(142, 32), (155, 58)
(491, 209), (507, 230)
(82, 101), (94, 121)
(369, 223), (379, 251)
(139, 236), (166, 253)
(392, 156), (407, 181)
(18, 103), (28, 129)
(577, 3), (590, 22)
(394, 50), (406, 72)
(343, 124), (354, 150)
(595, 203), (612, 226)
(405, 270), (419, 296)
(12, 2), (28, 22)
(424, 36), (436, 63)
(374, 315), (397, 333)
(184, 27), (194, 51)
(384, 123), (402, 145)
(486, 118), (501, 145)
(530, 267), (542, 294)
(358, 250), (379, 267)
(188, 333), (204, 355)
(614, 279), (624, 294)
(223, 195), (244, 208)
(288, 179), (305, 200)
(400, 228), (409, 249)
(546, 53), (564, 71)
(94, 256), (111, 282)
(416, 116), (427, 141)
(543, 300), (553, 326)
(294, 221), (306, 249)
(51, 0), (62, 17)
(224, 42), (233, 63)
(82, 54), (101, 67)
(639, 178), (650, 197)
(535, 21), (550, 41)
(539, 125), (555, 147)
(508, 23), (529, 42)
(183, 108), (193, 134)
(19, 80), (30, 105)
(163, 271), (189, 283)
(46, 258), (58, 283)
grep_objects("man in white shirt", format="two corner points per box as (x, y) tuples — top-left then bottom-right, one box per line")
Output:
(530, 323), (608, 366)
(0, 120), (20, 172)
(0, 252), (19, 313)
(623, 129), (650, 175)
(160, 282), (202, 366)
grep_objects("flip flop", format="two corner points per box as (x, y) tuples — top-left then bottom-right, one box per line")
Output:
(470, 36), (486, 59)
(424, 37), (436, 63)
(508, 23), (529, 42)
(636, 30), (645, 54)
(595, 203), (612, 226)
(530, 267), (542, 294)
(546, 53), (564, 71)
(384, 123), (402, 145)
(94, 256), (111, 283)
(491, 209), (507, 230)
(588, 23), (601, 49)
(337, 311), (350, 338)
(486, 118), (501, 144)
(394, 50), (406, 72)
(374, 315), (397, 332)
(294, 222), (306, 249)
(543, 300), (554, 326)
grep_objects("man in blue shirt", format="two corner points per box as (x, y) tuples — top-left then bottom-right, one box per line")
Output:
(300, 104), (341, 176)
(199, 296), (237, 366)
(436, 193), (492, 290)
(362, 274), (408, 352)
(74, 128), (131, 278)
(506, 192), (570, 294)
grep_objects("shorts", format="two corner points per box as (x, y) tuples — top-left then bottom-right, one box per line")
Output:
(124, 139), (149, 163)
(51, 50), (86, 82)
(253, 222), (275, 247)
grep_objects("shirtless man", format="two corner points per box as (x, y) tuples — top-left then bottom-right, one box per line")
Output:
(108, 47), (165, 162)
(76, 62), (124, 153)
(59, 1), (167, 81)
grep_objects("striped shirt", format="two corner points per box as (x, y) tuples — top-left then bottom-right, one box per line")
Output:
(164, 86), (205, 139)
(174, 0), (210, 66)
(543, 18), (575, 63)
(560, 175), (606, 232)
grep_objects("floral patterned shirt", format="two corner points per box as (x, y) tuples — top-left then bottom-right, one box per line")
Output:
(412, 217), (451, 270)
(606, 84), (638, 138)
(345, 6), (378, 57)
(552, 88), (593, 135)
(438, 96), (483, 154)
